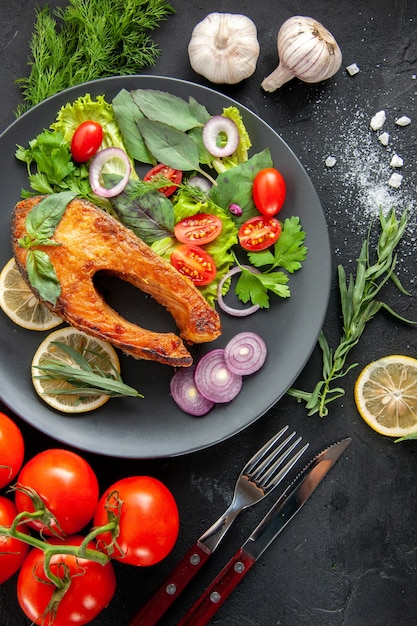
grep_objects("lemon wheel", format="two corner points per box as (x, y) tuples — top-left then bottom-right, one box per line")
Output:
(0, 258), (62, 331)
(354, 355), (417, 437)
(31, 327), (121, 414)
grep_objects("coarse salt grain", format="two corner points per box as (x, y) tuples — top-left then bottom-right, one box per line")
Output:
(346, 63), (360, 76)
(370, 110), (386, 131)
(325, 156), (337, 168)
(388, 172), (403, 188)
(378, 132), (389, 146)
(390, 154), (403, 168)
(395, 116), (411, 126)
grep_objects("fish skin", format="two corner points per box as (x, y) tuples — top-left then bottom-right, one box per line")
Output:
(12, 196), (221, 367)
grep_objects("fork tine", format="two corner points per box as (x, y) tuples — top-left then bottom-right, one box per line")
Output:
(248, 431), (297, 480)
(243, 425), (290, 474)
(261, 442), (309, 492)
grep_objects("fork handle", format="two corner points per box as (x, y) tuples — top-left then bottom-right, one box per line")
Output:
(177, 547), (256, 626)
(127, 542), (211, 626)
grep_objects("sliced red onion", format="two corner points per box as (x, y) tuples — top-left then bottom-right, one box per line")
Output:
(224, 332), (267, 375)
(188, 175), (212, 193)
(202, 116), (239, 158)
(194, 349), (242, 403)
(89, 147), (131, 198)
(217, 265), (261, 317)
(170, 367), (214, 416)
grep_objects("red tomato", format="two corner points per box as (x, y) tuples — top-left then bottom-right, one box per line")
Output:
(253, 167), (286, 216)
(174, 213), (222, 245)
(94, 476), (179, 566)
(143, 163), (183, 197)
(70, 120), (103, 163)
(17, 535), (116, 626)
(238, 216), (282, 251)
(0, 412), (25, 489)
(0, 496), (29, 584)
(171, 244), (217, 286)
(15, 449), (99, 536)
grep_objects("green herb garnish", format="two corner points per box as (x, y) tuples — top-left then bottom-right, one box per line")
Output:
(16, 0), (175, 114)
(288, 208), (417, 417)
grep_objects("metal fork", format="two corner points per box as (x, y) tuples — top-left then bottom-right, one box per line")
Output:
(128, 425), (308, 626)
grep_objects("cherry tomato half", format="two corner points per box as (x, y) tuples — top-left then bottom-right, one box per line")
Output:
(0, 496), (29, 584)
(17, 535), (116, 626)
(94, 476), (179, 567)
(0, 412), (25, 489)
(174, 213), (222, 245)
(238, 216), (282, 251)
(15, 449), (99, 536)
(143, 163), (183, 197)
(171, 244), (217, 286)
(252, 167), (286, 216)
(70, 120), (103, 163)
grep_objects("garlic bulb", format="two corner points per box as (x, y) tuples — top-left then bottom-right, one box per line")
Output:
(188, 13), (260, 84)
(261, 16), (342, 92)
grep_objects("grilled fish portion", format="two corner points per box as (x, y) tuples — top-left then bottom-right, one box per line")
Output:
(12, 196), (221, 366)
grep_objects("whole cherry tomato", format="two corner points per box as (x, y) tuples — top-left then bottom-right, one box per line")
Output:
(174, 213), (222, 245)
(143, 163), (183, 196)
(0, 412), (25, 489)
(0, 495), (29, 584)
(171, 244), (217, 286)
(94, 476), (179, 566)
(17, 535), (116, 626)
(70, 120), (103, 163)
(15, 449), (99, 536)
(238, 215), (282, 251)
(252, 167), (286, 216)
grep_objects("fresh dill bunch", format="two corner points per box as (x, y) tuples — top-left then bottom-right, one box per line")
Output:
(288, 208), (417, 417)
(16, 0), (175, 115)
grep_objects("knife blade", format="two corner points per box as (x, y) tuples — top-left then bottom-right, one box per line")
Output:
(176, 437), (352, 626)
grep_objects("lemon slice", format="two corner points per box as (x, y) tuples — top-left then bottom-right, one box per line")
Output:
(31, 327), (121, 413)
(0, 258), (62, 331)
(354, 355), (417, 437)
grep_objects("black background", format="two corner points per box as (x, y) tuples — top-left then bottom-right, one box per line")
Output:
(1, 1), (417, 625)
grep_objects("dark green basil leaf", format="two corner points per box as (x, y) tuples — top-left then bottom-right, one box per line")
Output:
(25, 191), (77, 242)
(26, 249), (61, 305)
(136, 118), (201, 172)
(131, 89), (205, 131)
(112, 89), (155, 165)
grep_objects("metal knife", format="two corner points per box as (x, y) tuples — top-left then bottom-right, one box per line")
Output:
(176, 437), (352, 626)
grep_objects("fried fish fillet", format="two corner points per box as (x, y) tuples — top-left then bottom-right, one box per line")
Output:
(12, 196), (221, 366)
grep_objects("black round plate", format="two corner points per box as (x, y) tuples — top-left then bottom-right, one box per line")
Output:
(0, 76), (331, 458)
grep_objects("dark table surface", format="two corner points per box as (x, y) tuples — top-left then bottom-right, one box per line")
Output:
(1, 1), (417, 625)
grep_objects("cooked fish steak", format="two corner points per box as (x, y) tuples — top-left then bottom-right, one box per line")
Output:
(12, 196), (221, 366)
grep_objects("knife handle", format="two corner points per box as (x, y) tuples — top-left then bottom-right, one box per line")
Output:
(177, 547), (256, 626)
(127, 542), (211, 625)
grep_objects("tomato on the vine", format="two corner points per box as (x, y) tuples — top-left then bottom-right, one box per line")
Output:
(15, 449), (99, 536)
(238, 215), (282, 251)
(93, 476), (179, 566)
(252, 167), (286, 216)
(143, 163), (183, 197)
(70, 120), (103, 163)
(17, 535), (116, 626)
(174, 213), (222, 245)
(0, 496), (29, 584)
(171, 244), (217, 286)
(0, 412), (25, 489)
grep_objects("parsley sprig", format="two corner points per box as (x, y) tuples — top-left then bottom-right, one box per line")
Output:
(288, 208), (417, 416)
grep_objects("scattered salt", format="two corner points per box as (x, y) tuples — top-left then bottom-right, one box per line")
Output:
(325, 156), (337, 168)
(346, 63), (360, 76)
(390, 154), (403, 168)
(395, 115), (411, 126)
(378, 132), (389, 146)
(370, 110), (386, 131)
(388, 172), (403, 188)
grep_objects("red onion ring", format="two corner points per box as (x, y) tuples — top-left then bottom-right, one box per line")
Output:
(194, 349), (242, 404)
(89, 147), (131, 198)
(202, 116), (239, 158)
(170, 367), (214, 416)
(217, 265), (261, 317)
(224, 332), (267, 375)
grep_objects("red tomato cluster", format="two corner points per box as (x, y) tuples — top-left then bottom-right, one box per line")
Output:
(0, 411), (179, 625)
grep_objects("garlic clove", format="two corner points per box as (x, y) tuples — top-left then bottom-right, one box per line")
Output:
(188, 13), (260, 85)
(261, 16), (342, 92)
